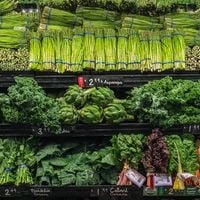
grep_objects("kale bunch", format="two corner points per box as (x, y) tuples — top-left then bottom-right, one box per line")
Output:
(6, 77), (61, 133)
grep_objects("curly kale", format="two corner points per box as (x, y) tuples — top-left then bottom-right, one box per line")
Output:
(7, 77), (61, 133)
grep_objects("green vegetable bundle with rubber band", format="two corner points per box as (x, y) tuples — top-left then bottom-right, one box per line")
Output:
(140, 32), (151, 72)
(76, 6), (118, 22)
(71, 27), (84, 72)
(116, 28), (128, 70)
(61, 28), (72, 71)
(0, 0), (17, 15)
(40, 6), (82, 31)
(83, 28), (95, 70)
(127, 30), (140, 70)
(149, 32), (162, 72)
(172, 31), (186, 70)
(95, 29), (106, 71)
(161, 31), (174, 71)
(104, 29), (116, 71)
(29, 32), (42, 71)
(83, 20), (119, 29)
(54, 31), (64, 73)
(122, 14), (162, 30)
(41, 31), (55, 71)
(0, 30), (28, 49)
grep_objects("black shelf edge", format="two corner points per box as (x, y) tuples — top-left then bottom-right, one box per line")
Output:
(0, 70), (199, 89)
(0, 123), (199, 137)
(0, 185), (141, 198)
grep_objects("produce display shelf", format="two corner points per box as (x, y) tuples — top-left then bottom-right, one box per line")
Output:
(0, 70), (199, 89)
(0, 123), (199, 137)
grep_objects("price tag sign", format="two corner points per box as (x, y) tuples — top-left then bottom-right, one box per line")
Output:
(90, 187), (129, 197)
(0, 187), (18, 197)
(32, 127), (51, 136)
(183, 125), (200, 134)
(30, 187), (52, 197)
(78, 76), (124, 87)
(154, 174), (172, 186)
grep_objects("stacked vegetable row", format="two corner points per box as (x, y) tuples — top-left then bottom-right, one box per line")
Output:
(38, 0), (200, 11)
(29, 28), (186, 72)
(0, 131), (198, 190)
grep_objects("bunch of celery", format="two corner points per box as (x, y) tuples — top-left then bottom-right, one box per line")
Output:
(41, 31), (55, 71)
(61, 28), (72, 71)
(104, 29), (116, 71)
(95, 29), (106, 71)
(83, 28), (95, 70)
(116, 28), (128, 70)
(127, 30), (140, 70)
(161, 31), (174, 71)
(172, 31), (186, 70)
(29, 32), (42, 70)
(71, 27), (84, 71)
(149, 32), (162, 71)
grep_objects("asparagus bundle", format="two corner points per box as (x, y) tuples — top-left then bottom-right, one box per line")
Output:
(71, 27), (84, 72)
(0, 30), (28, 49)
(41, 31), (55, 71)
(0, 48), (29, 71)
(76, 6), (118, 22)
(163, 12), (200, 29)
(116, 28), (128, 70)
(61, 28), (72, 71)
(161, 31), (174, 71)
(0, 12), (39, 31)
(29, 32), (42, 70)
(54, 31), (64, 73)
(104, 29), (116, 71)
(95, 29), (106, 71)
(122, 14), (162, 30)
(83, 28), (95, 70)
(127, 30), (140, 70)
(0, 0), (17, 15)
(40, 7), (82, 30)
(83, 20), (118, 29)
(140, 32), (151, 71)
(149, 32), (162, 71)
(172, 32), (186, 70)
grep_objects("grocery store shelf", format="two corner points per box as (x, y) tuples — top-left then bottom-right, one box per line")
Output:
(0, 70), (199, 89)
(0, 123), (199, 137)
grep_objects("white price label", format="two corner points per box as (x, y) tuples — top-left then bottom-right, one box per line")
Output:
(154, 173), (172, 186)
(126, 169), (146, 188)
